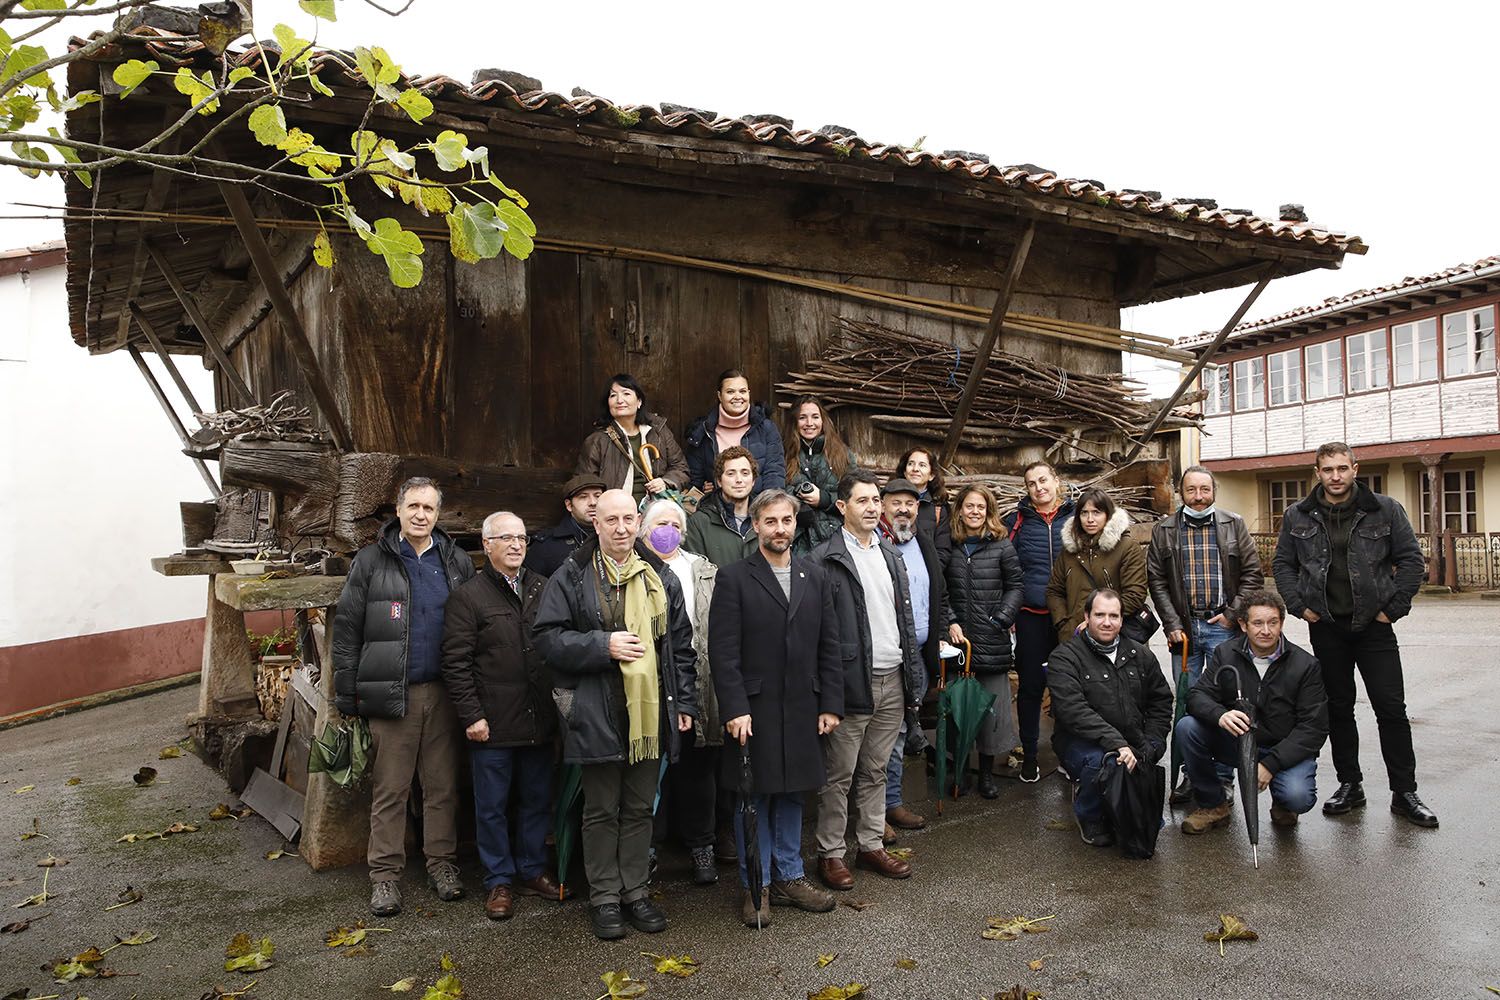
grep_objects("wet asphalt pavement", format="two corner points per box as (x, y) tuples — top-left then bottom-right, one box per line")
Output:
(1, 599), (1496, 1000)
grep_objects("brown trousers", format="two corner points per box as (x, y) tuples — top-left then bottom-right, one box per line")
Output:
(367, 681), (461, 882)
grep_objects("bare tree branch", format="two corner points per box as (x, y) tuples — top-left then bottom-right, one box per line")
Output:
(4, 0), (154, 18)
(354, 0), (418, 15)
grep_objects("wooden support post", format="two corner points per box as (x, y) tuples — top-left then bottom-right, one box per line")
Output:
(127, 345), (222, 497)
(145, 242), (257, 407)
(1120, 264), (1278, 466)
(217, 181), (355, 451)
(940, 220), (1037, 466)
(128, 301), (208, 418)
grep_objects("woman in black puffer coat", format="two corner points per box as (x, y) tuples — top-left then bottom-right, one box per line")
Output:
(943, 484), (1024, 797)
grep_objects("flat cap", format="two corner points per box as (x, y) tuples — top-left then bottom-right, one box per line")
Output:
(563, 473), (608, 498)
(882, 477), (921, 497)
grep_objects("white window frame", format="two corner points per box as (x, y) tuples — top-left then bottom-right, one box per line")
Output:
(1442, 305), (1496, 378)
(1267, 478), (1308, 531)
(1393, 317), (1439, 385)
(1202, 365), (1230, 416)
(1304, 340), (1344, 400)
(1420, 468), (1480, 533)
(1268, 348), (1302, 406)
(1346, 329), (1388, 392)
(1233, 356), (1265, 411)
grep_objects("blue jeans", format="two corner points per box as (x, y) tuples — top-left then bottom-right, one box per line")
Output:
(734, 792), (805, 888)
(471, 744), (553, 889)
(1175, 715), (1318, 813)
(885, 722), (905, 810)
(1056, 734), (1109, 822)
(1180, 617), (1237, 784)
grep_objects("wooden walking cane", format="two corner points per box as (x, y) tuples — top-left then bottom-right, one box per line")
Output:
(639, 442), (662, 486)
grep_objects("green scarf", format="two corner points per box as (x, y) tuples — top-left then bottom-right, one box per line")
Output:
(600, 550), (669, 763)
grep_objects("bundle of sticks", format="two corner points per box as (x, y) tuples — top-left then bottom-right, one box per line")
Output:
(777, 318), (1197, 460)
(194, 390), (324, 443)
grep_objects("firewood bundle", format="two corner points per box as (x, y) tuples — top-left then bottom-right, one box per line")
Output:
(187, 390), (326, 459)
(776, 318), (1197, 461)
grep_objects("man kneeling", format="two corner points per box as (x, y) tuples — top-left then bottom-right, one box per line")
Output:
(1178, 589), (1329, 833)
(1047, 588), (1173, 847)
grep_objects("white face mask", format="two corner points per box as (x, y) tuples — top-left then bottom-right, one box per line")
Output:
(1181, 504), (1216, 520)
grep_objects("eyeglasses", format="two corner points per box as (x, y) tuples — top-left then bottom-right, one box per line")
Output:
(484, 534), (527, 545)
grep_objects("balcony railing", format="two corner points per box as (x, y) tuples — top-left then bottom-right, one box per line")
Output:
(1249, 531), (1497, 591)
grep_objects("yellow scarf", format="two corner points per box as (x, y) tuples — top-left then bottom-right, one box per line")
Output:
(600, 550), (668, 763)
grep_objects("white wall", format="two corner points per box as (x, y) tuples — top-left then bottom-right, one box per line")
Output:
(0, 264), (216, 647)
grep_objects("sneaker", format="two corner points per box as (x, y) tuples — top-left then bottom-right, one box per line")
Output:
(1180, 801), (1232, 835)
(770, 876), (836, 913)
(1078, 818), (1113, 847)
(690, 845), (718, 885)
(1020, 755), (1040, 783)
(427, 862), (464, 902)
(370, 880), (402, 917)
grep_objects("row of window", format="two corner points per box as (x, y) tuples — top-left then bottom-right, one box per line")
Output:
(1263, 470), (1478, 533)
(1203, 305), (1498, 414)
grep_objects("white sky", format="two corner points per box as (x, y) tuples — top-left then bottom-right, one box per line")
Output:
(5, 0), (1497, 392)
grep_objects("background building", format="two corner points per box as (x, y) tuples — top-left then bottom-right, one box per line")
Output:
(1184, 254), (1500, 587)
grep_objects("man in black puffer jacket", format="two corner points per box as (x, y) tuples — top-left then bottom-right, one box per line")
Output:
(333, 478), (475, 918)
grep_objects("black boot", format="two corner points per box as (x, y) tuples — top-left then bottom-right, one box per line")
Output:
(1322, 781), (1366, 815)
(1390, 791), (1439, 828)
(977, 755), (1000, 799)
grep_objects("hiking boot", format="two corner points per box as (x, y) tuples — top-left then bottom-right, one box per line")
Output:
(977, 755), (1000, 799)
(740, 887), (772, 928)
(1323, 781), (1366, 815)
(369, 880), (402, 917)
(887, 805), (927, 830)
(1077, 818), (1113, 847)
(1269, 804), (1299, 828)
(1168, 772), (1193, 805)
(427, 862), (464, 902)
(1181, 801), (1232, 835)
(1020, 754), (1040, 783)
(770, 876), (836, 913)
(690, 845), (718, 885)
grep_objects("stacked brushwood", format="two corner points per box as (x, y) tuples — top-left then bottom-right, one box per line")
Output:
(777, 318), (1198, 460)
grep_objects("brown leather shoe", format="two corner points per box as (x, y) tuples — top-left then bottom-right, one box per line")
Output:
(855, 848), (912, 879)
(484, 885), (514, 920)
(515, 872), (569, 900)
(883, 822), (897, 846)
(887, 805), (927, 830)
(817, 856), (854, 891)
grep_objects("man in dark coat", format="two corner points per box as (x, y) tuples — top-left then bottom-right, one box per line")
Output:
(1001, 460), (1075, 782)
(711, 488), (844, 927)
(1273, 441), (1436, 827)
(1178, 589), (1328, 836)
(683, 446), (758, 567)
(811, 470), (926, 890)
(525, 473), (605, 579)
(441, 511), (564, 921)
(1047, 587), (1174, 848)
(532, 490), (698, 941)
(333, 477), (475, 917)
(684, 369), (787, 497)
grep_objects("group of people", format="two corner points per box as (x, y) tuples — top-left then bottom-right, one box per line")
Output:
(330, 369), (1439, 940)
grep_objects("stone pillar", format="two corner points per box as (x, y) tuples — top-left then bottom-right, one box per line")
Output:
(198, 576), (259, 719)
(298, 608), (372, 871)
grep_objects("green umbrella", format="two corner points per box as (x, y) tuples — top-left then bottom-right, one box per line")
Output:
(553, 763), (584, 902)
(306, 717), (370, 788)
(934, 639), (996, 815)
(1168, 635), (1192, 793)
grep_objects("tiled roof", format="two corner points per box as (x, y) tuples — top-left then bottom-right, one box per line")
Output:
(82, 28), (1366, 259)
(1180, 253), (1500, 349)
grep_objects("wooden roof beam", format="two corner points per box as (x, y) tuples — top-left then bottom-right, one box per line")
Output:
(146, 241), (257, 407)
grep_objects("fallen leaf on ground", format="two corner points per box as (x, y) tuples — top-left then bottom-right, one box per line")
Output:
(115, 930), (158, 946)
(996, 986), (1044, 1000)
(815, 953), (838, 968)
(265, 847), (298, 860)
(14, 867), (52, 908)
(894, 957), (918, 970)
(13, 785), (35, 794)
(3, 912), (51, 933)
(598, 970), (647, 999)
(19, 818), (47, 841)
(1044, 819), (1071, 831)
(53, 945), (106, 982)
(982, 914), (1056, 941)
(37, 855), (67, 867)
(1485, 988), (1500, 997)
(105, 887), (144, 911)
(162, 822), (199, 837)
(66, 777), (82, 786)
(440, 953), (456, 971)
(840, 899), (875, 912)
(200, 980), (258, 999)
(807, 984), (866, 1000)
(1204, 914), (1257, 957)
(325, 920), (391, 948)
(224, 933), (275, 972)
(884, 846), (913, 861)
(159, 746), (184, 759)
(381, 978), (417, 992)
(133, 767), (158, 786)
(1027, 955), (1055, 972)
(643, 952), (699, 978)
(424, 972), (463, 1000)
(209, 803), (253, 821)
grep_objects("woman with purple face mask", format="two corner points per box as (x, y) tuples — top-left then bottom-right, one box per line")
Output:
(640, 499), (724, 885)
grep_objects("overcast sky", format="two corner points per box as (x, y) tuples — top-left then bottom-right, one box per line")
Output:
(6, 0), (1496, 387)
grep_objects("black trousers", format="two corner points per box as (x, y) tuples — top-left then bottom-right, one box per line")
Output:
(1308, 618), (1417, 793)
(1014, 610), (1057, 758)
(651, 739), (721, 849)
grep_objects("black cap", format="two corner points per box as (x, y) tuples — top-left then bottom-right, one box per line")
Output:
(882, 477), (921, 498)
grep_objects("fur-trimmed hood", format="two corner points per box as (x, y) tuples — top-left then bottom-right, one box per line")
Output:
(1060, 506), (1133, 554)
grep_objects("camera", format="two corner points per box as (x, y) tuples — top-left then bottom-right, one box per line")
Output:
(795, 481), (816, 497)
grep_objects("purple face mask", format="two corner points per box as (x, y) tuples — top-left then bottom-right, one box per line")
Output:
(648, 523), (682, 555)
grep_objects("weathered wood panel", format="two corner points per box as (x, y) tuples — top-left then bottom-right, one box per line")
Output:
(528, 251), (583, 468)
(1265, 407), (1303, 456)
(674, 267), (743, 439)
(1230, 411), (1266, 456)
(1388, 385), (1439, 442)
(1345, 392), (1391, 447)
(450, 252), (530, 466)
(1200, 415), (1232, 460)
(737, 280), (774, 415)
(1439, 379), (1498, 437)
(1301, 399), (1345, 450)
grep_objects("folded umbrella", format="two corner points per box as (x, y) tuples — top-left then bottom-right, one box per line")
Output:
(1167, 634), (1192, 802)
(1214, 662), (1260, 868)
(552, 762), (584, 901)
(1096, 750), (1166, 859)
(738, 740), (763, 929)
(934, 639), (996, 813)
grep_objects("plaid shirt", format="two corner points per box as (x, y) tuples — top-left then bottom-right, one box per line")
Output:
(1179, 513), (1224, 614)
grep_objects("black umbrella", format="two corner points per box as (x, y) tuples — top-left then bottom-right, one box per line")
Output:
(1214, 663), (1260, 868)
(738, 739), (763, 928)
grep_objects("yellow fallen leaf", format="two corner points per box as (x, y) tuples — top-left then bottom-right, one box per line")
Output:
(982, 914), (1056, 941)
(894, 957), (917, 970)
(996, 986), (1044, 1000)
(265, 848), (298, 860)
(807, 984), (866, 1000)
(884, 846), (913, 861)
(1204, 914), (1258, 957)
(159, 746), (184, 759)
(598, 969), (647, 999)
(382, 976), (418, 992)
(13, 785), (35, 794)
(66, 777), (82, 786)
(643, 952), (699, 978)
(1027, 954), (1054, 972)
(815, 953), (838, 968)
